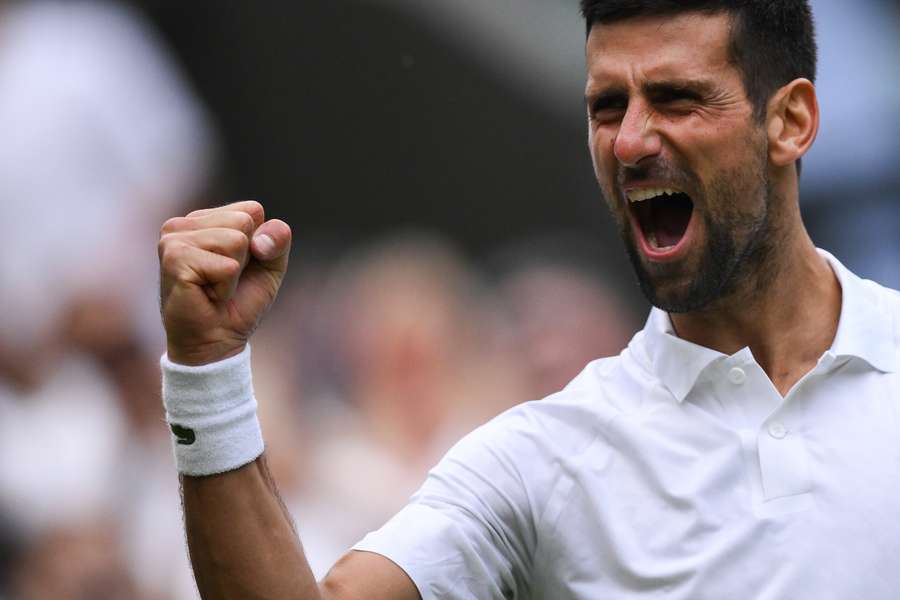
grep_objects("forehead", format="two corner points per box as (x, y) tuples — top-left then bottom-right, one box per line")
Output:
(586, 12), (735, 88)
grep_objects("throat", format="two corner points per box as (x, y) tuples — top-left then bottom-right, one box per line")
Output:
(654, 195), (692, 247)
(634, 193), (694, 249)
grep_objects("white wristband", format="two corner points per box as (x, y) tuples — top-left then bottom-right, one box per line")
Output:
(160, 345), (264, 476)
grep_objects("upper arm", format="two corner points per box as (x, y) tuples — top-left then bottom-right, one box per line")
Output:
(343, 411), (547, 599)
(320, 550), (421, 600)
(320, 405), (562, 600)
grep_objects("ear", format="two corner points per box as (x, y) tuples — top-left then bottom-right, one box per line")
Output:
(766, 78), (819, 168)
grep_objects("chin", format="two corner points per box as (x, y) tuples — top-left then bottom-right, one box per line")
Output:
(626, 242), (723, 314)
(642, 279), (707, 313)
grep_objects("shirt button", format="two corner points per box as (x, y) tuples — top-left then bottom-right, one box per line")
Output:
(728, 367), (747, 385)
(768, 422), (787, 439)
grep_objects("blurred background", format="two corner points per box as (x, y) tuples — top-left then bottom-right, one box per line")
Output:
(0, 0), (897, 597)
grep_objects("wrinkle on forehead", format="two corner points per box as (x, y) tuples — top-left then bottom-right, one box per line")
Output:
(585, 12), (736, 92)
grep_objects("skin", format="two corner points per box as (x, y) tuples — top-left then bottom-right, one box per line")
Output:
(158, 11), (838, 600)
(159, 201), (419, 599)
(585, 12), (839, 395)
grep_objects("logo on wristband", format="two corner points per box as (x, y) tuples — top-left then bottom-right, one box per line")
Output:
(170, 423), (196, 445)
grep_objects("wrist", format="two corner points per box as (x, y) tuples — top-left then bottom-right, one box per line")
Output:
(166, 340), (248, 367)
(160, 345), (264, 476)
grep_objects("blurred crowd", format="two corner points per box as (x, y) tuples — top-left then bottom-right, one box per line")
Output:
(0, 5), (639, 597)
(0, 1), (216, 597)
(0, 0), (897, 598)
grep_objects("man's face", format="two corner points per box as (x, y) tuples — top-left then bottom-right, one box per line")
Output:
(585, 12), (776, 313)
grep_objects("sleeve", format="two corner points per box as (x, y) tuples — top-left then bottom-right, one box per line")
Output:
(352, 412), (541, 600)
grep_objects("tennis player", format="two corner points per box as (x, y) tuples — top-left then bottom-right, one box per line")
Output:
(157, 1), (900, 597)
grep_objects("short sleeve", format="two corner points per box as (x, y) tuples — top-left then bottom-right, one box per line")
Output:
(353, 412), (541, 600)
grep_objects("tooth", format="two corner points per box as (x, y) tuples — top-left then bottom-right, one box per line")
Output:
(629, 189), (651, 202)
(627, 187), (683, 203)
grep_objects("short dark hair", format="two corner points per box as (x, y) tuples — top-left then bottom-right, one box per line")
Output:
(580, 0), (817, 122)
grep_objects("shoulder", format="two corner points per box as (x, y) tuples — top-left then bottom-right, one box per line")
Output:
(860, 277), (900, 336)
(472, 353), (634, 442)
(846, 274), (900, 373)
(865, 278), (900, 310)
(387, 348), (658, 592)
(402, 356), (635, 566)
(428, 347), (652, 497)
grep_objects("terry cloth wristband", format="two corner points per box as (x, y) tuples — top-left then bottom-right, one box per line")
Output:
(160, 345), (263, 476)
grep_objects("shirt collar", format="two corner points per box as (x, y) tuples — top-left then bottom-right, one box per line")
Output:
(641, 307), (725, 403)
(822, 249), (898, 374)
(639, 249), (898, 403)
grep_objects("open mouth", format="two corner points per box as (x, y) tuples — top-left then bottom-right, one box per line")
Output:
(627, 187), (694, 253)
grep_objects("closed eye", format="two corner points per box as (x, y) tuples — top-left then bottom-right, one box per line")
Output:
(588, 92), (628, 123)
(653, 90), (700, 104)
(645, 81), (711, 110)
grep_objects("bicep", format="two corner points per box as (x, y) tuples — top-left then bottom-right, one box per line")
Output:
(320, 550), (421, 600)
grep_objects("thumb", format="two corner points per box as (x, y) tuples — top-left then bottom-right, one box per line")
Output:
(250, 219), (292, 272)
(231, 219), (292, 313)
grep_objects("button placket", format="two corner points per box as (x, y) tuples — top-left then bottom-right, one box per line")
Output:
(710, 359), (777, 432)
(757, 426), (812, 500)
(728, 366), (747, 385)
(767, 421), (787, 439)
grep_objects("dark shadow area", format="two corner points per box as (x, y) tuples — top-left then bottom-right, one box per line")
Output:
(133, 0), (636, 291)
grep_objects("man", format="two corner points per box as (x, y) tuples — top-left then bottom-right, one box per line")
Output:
(157, 1), (900, 598)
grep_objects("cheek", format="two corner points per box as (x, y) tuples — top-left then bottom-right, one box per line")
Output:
(588, 129), (616, 187)
(688, 120), (766, 174)
(702, 158), (769, 228)
(587, 140), (627, 220)
(683, 130), (764, 195)
(587, 128), (602, 174)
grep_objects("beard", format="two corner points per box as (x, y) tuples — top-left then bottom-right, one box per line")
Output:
(616, 149), (778, 314)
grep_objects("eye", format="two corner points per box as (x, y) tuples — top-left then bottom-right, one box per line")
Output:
(651, 88), (701, 111)
(589, 95), (627, 123)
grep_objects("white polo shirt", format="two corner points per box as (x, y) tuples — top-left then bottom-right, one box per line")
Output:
(354, 252), (900, 599)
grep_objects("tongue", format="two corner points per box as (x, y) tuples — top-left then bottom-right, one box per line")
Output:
(651, 195), (692, 248)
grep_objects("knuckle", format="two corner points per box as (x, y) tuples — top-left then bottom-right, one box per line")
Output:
(223, 257), (242, 276)
(160, 216), (187, 235)
(235, 211), (256, 235)
(186, 207), (209, 218)
(244, 200), (265, 221)
(159, 241), (189, 271)
(221, 227), (250, 252)
(157, 234), (175, 259)
(157, 232), (185, 258)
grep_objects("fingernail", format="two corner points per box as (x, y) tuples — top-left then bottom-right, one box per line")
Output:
(255, 234), (275, 257)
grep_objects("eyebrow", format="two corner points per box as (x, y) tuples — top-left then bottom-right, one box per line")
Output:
(584, 86), (627, 107)
(585, 78), (718, 106)
(643, 78), (717, 99)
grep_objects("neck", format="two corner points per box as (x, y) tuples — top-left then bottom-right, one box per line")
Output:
(669, 208), (841, 396)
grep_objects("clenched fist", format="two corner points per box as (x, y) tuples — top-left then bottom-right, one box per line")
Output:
(158, 201), (291, 366)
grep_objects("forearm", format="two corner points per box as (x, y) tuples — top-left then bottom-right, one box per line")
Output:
(183, 456), (321, 600)
(158, 204), (418, 599)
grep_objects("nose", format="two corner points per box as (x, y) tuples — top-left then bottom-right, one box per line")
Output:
(612, 101), (661, 167)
